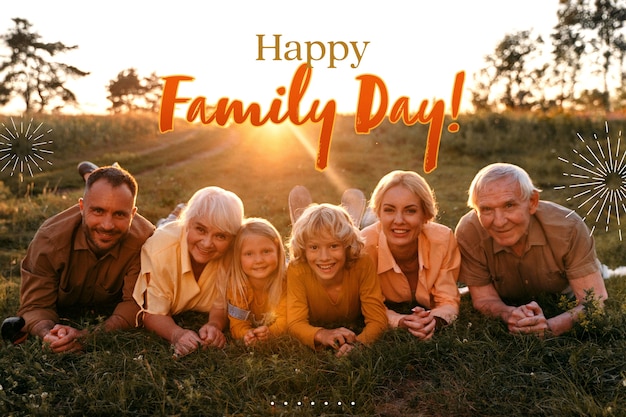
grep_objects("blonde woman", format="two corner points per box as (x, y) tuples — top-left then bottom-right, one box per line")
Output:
(361, 170), (461, 340)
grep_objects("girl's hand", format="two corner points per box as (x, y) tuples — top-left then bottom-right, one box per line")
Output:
(243, 329), (258, 346)
(243, 326), (270, 346)
(253, 326), (270, 341)
(335, 342), (355, 357)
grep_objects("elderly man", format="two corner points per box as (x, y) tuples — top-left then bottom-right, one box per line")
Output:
(455, 162), (608, 336)
(1, 165), (154, 352)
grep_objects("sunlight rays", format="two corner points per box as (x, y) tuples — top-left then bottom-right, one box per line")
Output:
(555, 121), (626, 241)
(0, 116), (53, 181)
(287, 123), (350, 194)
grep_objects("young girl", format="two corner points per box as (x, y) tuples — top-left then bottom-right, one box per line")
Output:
(287, 203), (388, 357)
(133, 186), (244, 357)
(227, 217), (287, 345)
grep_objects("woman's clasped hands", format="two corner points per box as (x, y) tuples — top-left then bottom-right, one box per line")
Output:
(398, 306), (437, 340)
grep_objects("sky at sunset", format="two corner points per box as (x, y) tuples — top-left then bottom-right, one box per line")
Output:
(0, 0), (561, 116)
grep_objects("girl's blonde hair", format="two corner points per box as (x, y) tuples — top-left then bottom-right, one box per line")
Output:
(288, 203), (363, 268)
(230, 217), (286, 309)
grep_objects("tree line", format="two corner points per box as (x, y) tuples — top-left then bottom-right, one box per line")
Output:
(2, 1), (626, 115)
(472, 0), (626, 113)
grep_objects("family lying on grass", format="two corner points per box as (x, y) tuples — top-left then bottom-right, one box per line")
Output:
(1, 162), (608, 358)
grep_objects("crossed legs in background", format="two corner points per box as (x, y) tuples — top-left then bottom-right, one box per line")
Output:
(288, 185), (376, 229)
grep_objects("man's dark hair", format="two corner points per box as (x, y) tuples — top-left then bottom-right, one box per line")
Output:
(85, 166), (138, 198)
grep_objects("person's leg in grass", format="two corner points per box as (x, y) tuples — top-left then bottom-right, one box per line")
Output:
(77, 161), (99, 181)
(288, 185), (313, 225)
(360, 206), (377, 229)
(156, 203), (186, 228)
(77, 161), (121, 181)
(341, 188), (366, 228)
(289, 185), (375, 229)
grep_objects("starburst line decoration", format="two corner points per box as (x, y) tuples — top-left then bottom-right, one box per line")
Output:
(0, 116), (54, 181)
(555, 121), (626, 241)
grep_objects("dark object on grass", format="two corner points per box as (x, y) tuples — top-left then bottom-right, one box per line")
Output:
(1, 316), (27, 344)
(77, 161), (99, 180)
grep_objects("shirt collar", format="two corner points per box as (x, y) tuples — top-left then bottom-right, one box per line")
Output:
(180, 226), (193, 275)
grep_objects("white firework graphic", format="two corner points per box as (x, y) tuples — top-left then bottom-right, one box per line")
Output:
(0, 116), (54, 180)
(555, 121), (626, 241)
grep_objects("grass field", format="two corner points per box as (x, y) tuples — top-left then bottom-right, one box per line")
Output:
(0, 112), (625, 416)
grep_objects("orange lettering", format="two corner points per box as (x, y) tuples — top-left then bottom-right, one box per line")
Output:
(354, 74), (388, 133)
(158, 64), (337, 171)
(354, 71), (465, 173)
(159, 75), (194, 132)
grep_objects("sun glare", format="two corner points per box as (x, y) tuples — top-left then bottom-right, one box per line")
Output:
(287, 123), (350, 193)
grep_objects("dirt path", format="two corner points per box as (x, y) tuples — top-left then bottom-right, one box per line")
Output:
(165, 128), (239, 169)
(134, 129), (199, 156)
(137, 127), (240, 175)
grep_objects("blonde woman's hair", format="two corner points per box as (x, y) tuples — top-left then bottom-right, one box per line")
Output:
(369, 170), (438, 222)
(288, 203), (363, 268)
(229, 217), (286, 308)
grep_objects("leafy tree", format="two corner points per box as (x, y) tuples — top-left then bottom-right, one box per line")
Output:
(589, 0), (626, 110)
(0, 18), (89, 113)
(614, 36), (626, 108)
(576, 88), (608, 109)
(552, 0), (626, 111)
(551, 0), (589, 109)
(471, 30), (547, 112)
(106, 68), (162, 113)
(472, 0), (626, 113)
(469, 71), (493, 112)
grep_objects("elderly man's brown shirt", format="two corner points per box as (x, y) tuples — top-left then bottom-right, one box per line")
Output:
(455, 201), (601, 303)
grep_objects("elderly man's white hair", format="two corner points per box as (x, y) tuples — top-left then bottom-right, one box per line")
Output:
(467, 163), (541, 210)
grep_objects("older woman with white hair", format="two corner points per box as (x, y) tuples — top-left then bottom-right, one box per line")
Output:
(361, 170), (461, 340)
(133, 186), (244, 357)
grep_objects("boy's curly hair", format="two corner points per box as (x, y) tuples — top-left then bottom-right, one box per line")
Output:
(288, 203), (363, 269)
